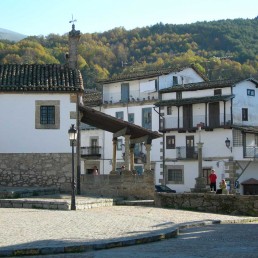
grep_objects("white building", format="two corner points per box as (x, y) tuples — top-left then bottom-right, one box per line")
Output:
(0, 24), (84, 190)
(81, 66), (206, 182)
(155, 78), (258, 194)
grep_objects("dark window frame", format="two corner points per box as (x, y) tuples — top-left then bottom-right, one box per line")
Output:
(166, 135), (175, 149)
(40, 105), (55, 125)
(247, 89), (255, 96)
(242, 108), (248, 121)
(167, 169), (183, 184)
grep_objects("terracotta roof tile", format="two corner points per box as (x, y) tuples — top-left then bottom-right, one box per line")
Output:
(0, 64), (83, 92)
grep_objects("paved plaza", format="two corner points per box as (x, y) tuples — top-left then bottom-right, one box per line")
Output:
(0, 203), (257, 257)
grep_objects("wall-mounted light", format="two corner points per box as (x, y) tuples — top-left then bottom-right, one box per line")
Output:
(225, 137), (232, 152)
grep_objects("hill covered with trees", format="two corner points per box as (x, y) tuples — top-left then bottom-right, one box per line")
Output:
(0, 17), (258, 89)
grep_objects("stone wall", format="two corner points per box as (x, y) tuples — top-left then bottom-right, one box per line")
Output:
(64, 171), (155, 200)
(0, 153), (72, 188)
(154, 192), (258, 216)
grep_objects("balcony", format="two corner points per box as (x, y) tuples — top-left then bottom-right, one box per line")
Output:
(244, 146), (258, 158)
(161, 114), (232, 132)
(81, 146), (101, 159)
(103, 90), (158, 105)
(176, 146), (198, 160)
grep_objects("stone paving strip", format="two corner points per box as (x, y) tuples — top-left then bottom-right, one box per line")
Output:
(0, 206), (257, 256)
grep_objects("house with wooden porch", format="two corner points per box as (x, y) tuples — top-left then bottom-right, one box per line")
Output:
(155, 78), (258, 194)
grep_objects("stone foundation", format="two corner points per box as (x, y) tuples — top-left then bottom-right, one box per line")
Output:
(70, 171), (155, 200)
(0, 153), (72, 188)
(155, 192), (258, 216)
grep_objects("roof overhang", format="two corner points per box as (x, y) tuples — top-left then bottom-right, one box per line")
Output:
(79, 105), (162, 143)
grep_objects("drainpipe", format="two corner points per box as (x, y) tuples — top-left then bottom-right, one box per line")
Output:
(153, 106), (165, 185)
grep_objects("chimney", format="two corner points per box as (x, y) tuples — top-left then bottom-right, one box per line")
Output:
(68, 23), (81, 69)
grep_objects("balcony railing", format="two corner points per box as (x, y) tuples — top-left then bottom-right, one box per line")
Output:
(81, 146), (101, 157)
(176, 146), (198, 160)
(162, 114), (231, 131)
(244, 146), (258, 158)
(103, 90), (158, 104)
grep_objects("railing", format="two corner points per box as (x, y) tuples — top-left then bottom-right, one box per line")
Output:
(103, 90), (158, 104)
(244, 146), (258, 158)
(162, 114), (231, 131)
(176, 146), (198, 160)
(81, 146), (101, 157)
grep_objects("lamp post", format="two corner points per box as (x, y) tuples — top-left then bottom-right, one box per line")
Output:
(68, 124), (77, 210)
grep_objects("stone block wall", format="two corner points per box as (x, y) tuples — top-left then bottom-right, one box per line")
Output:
(74, 171), (155, 200)
(154, 192), (258, 216)
(0, 153), (72, 188)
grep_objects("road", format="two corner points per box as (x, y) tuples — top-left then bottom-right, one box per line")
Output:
(25, 222), (258, 258)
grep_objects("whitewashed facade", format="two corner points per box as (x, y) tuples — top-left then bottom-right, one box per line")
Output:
(157, 78), (258, 194)
(81, 66), (205, 182)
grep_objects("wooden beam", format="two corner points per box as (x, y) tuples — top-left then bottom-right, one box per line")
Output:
(113, 127), (130, 138)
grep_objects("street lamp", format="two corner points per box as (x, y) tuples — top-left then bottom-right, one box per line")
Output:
(225, 137), (232, 152)
(68, 124), (77, 210)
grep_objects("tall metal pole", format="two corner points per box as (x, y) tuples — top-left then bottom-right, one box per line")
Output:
(71, 139), (76, 210)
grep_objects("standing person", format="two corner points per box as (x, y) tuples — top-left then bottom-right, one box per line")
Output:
(209, 169), (217, 191)
(219, 179), (228, 194)
(93, 166), (99, 176)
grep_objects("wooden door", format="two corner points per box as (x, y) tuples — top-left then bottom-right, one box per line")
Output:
(183, 104), (193, 129)
(186, 136), (194, 158)
(209, 102), (220, 128)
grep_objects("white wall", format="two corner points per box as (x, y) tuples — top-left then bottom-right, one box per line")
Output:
(233, 80), (258, 126)
(0, 93), (76, 153)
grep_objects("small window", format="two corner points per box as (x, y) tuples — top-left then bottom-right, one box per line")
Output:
(168, 169), (183, 184)
(214, 89), (222, 96)
(142, 108), (152, 129)
(117, 139), (123, 151)
(242, 108), (248, 121)
(35, 100), (60, 129)
(116, 111), (124, 120)
(128, 113), (134, 123)
(176, 92), (182, 100)
(166, 136), (175, 149)
(173, 76), (178, 85)
(247, 89), (255, 96)
(40, 106), (55, 124)
(167, 106), (172, 115)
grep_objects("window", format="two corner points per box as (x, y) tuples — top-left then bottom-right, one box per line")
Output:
(173, 76), (178, 85)
(247, 89), (255, 96)
(166, 136), (175, 149)
(117, 139), (123, 151)
(167, 106), (172, 115)
(35, 100), (60, 129)
(121, 83), (129, 102)
(176, 92), (182, 100)
(40, 106), (55, 124)
(142, 108), (152, 129)
(214, 89), (222, 96)
(242, 108), (248, 121)
(202, 168), (212, 185)
(128, 113), (134, 123)
(167, 169), (183, 184)
(116, 111), (124, 120)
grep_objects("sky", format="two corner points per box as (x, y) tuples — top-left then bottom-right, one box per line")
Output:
(1, 0), (258, 36)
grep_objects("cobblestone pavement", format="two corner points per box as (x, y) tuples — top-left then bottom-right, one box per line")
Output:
(0, 206), (257, 257)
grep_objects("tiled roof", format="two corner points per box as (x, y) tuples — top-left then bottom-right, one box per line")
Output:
(98, 64), (208, 84)
(232, 125), (258, 133)
(155, 94), (234, 107)
(241, 178), (258, 185)
(160, 77), (258, 93)
(0, 64), (83, 92)
(83, 90), (102, 106)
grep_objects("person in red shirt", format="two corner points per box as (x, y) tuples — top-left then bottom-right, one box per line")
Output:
(209, 169), (217, 191)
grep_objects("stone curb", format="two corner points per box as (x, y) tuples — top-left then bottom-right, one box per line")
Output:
(0, 218), (257, 257)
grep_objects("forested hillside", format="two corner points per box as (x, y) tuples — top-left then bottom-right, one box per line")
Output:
(0, 17), (258, 89)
